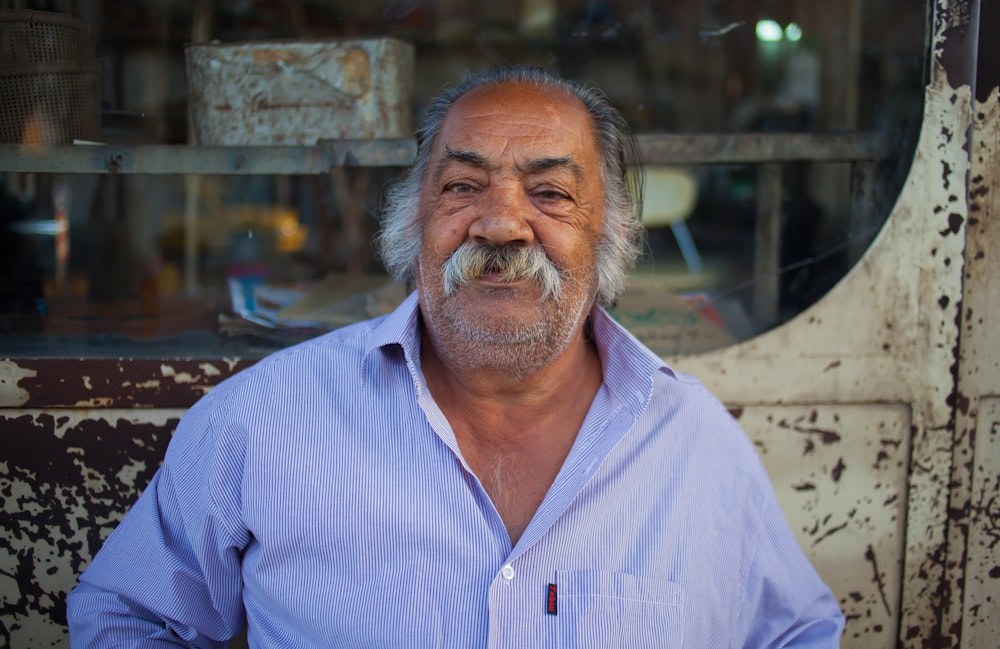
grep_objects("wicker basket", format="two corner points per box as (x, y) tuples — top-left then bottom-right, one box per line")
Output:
(0, 10), (101, 144)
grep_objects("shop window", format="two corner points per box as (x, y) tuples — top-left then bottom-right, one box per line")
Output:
(0, 0), (926, 358)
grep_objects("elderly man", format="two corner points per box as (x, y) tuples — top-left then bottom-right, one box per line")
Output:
(68, 66), (844, 647)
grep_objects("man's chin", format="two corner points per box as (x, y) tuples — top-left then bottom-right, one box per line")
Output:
(448, 308), (543, 343)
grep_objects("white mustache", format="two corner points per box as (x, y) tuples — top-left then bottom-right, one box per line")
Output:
(442, 242), (563, 300)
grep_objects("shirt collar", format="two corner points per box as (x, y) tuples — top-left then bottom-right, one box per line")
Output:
(361, 291), (423, 375)
(590, 305), (676, 414)
(362, 291), (675, 414)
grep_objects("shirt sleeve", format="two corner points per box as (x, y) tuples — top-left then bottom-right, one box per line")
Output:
(67, 391), (249, 648)
(732, 470), (846, 649)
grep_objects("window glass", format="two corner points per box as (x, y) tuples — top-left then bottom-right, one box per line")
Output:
(0, 0), (926, 358)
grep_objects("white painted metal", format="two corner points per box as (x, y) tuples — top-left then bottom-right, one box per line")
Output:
(669, 2), (996, 645)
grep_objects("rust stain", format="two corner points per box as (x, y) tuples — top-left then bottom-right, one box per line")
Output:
(251, 49), (296, 64)
(938, 212), (964, 236)
(255, 99), (358, 110)
(794, 425), (843, 446)
(865, 545), (893, 618)
(831, 458), (847, 482)
(812, 521), (849, 546)
(338, 48), (371, 97)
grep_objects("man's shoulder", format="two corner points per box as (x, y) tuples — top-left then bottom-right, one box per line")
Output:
(647, 368), (767, 477)
(208, 315), (393, 403)
(261, 317), (376, 367)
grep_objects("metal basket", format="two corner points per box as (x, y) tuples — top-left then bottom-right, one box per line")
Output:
(0, 10), (101, 144)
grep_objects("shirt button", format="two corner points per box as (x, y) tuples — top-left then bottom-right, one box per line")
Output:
(500, 564), (515, 580)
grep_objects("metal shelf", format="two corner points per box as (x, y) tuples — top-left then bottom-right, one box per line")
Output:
(0, 139), (417, 175)
(638, 131), (892, 164)
(0, 132), (892, 175)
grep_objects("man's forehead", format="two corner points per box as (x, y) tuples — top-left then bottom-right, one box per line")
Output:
(434, 83), (597, 164)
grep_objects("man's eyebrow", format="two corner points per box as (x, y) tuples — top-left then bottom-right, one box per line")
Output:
(440, 146), (493, 170)
(438, 147), (583, 178)
(516, 155), (584, 181)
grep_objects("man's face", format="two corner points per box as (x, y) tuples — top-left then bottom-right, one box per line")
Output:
(414, 81), (606, 375)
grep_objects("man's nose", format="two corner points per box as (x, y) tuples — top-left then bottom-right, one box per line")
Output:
(468, 185), (535, 246)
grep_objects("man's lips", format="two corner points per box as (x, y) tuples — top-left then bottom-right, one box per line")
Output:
(478, 270), (513, 282)
(461, 271), (539, 293)
(471, 272), (531, 288)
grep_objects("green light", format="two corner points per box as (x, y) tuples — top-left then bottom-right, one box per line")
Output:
(785, 22), (803, 42)
(755, 19), (783, 42)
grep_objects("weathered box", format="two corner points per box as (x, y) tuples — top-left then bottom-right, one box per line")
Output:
(185, 37), (414, 145)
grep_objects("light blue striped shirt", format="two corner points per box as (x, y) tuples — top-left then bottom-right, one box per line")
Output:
(68, 292), (844, 647)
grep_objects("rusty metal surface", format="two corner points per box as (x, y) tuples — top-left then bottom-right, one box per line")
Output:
(735, 404), (911, 647)
(185, 38), (414, 145)
(0, 409), (180, 647)
(955, 56), (1000, 645)
(938, 1), (995, 645)
(0, 358), (252, 409)
(962, 398), (1000, 646)
(0, 358), (243, 644)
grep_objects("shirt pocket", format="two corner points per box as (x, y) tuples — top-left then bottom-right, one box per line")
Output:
(555, 570), (684, 649)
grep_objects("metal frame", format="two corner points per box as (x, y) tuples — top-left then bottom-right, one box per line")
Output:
(0, 131), (891, 175)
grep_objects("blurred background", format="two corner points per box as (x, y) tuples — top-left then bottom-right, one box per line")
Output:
(0, 0), (927, 358)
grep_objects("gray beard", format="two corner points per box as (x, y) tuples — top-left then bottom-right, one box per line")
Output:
(420, 267), (595, 381)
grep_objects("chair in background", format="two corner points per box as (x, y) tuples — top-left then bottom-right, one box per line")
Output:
(641, 166), (703, 275)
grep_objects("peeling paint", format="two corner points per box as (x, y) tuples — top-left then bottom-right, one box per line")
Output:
(0, 359), (252, 408)
(160, 364), (198, 384)
(72, 397), (115, 408)
(0, 410), (182, 646)
(199, 363), (222, 377)
(0, 360), (36, 407)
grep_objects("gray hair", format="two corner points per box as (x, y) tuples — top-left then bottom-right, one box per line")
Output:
(377, 65), (645, 308)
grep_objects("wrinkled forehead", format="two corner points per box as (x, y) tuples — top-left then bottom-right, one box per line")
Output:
(433, 82), (600, 165)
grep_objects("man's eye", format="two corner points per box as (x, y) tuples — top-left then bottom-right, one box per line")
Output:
(444, 182), (475, 194)
(535, 189), (569, 200)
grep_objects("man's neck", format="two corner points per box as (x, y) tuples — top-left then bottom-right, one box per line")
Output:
(419, 323), (602, 442)
(419, 323), (603, 545)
